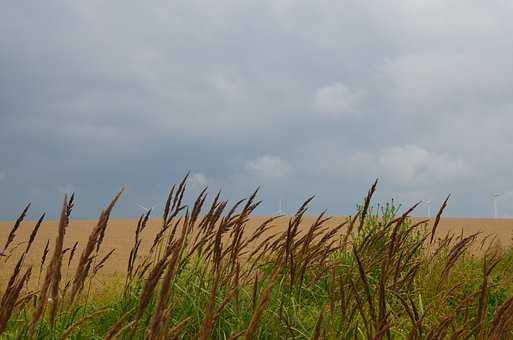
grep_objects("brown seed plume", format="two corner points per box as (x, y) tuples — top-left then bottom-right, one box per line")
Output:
(69, 189), (123, 303)
(3, 203), (31, 253)
(24, 213), (45, 255)
(30, 195), (71, 336)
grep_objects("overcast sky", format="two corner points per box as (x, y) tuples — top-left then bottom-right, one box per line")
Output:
(1, 0), (513, 219)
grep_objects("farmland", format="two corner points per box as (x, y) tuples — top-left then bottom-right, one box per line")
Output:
(1, 178), (513, 339)
(2, 217), (512, 286)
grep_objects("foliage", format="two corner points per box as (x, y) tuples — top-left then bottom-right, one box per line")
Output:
(2, 176), (513, 339)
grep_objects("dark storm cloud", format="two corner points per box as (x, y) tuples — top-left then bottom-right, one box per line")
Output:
(2, 0), (513, 219)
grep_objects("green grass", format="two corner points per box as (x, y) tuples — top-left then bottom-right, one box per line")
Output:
(2, 176), (513, 339)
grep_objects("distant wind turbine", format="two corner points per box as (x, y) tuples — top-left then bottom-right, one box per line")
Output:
(426, 200), (432, 219)
(136, 203), (153, 212)
(492, 193), (503, 219)
(277, 198), (283, 215)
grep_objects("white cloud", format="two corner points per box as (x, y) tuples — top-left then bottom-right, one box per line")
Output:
(379, 52), (513, 112)
(379, 0), (506, 37)
(245, 155), (291, 179)
(207, 73), (246, 100)
(291, 143), (475, 188)
(379, 145), (474, 185)
(314, 82), (361, 116)
(190, 172), (208, 187)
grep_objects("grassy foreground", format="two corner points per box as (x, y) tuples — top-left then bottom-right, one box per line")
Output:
(2, 176), (513, 339)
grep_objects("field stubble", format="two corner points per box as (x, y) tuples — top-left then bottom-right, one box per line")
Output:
(2, 217), (512, 285)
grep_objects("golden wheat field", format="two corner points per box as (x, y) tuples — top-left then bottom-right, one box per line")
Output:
(2, 216), (512, 285)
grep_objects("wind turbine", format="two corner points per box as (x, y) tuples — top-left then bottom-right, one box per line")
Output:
(136, 203), (153, 212)
(426, 200), (432, 219)
(492, 193), (503, 219)
(277, 198), (283, 215)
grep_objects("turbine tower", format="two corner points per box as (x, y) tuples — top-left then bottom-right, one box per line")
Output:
(492, 193), (503, 219)
(426, 200), (432, 219)
(277, 198), (283, 215)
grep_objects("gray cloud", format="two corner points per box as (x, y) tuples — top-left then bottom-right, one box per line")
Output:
(314, 82), (362, 117)
(245, 155), (291, 180)
(1, 0), (513, 219)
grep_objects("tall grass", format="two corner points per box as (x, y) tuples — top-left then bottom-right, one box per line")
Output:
(1, 175), (513, 339)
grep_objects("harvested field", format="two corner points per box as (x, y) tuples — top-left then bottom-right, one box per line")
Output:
(2, 216), (512, 284)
